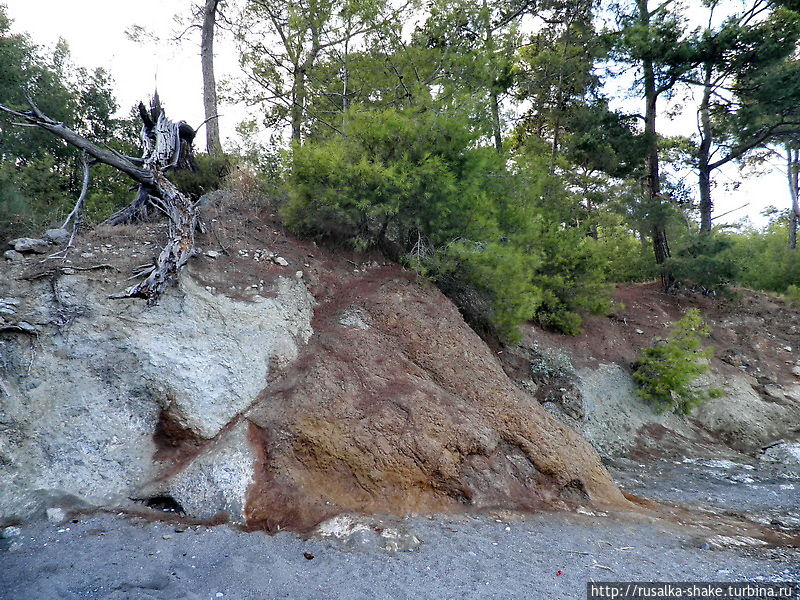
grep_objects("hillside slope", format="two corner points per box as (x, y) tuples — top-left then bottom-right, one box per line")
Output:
(502, 283), (800, 459)
(0, 204), (626, 529)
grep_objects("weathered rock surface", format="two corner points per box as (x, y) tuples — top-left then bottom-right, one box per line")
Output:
(9, 237), (50, 254)
(559, 363), (800, 458)
(3, 249), (24, 262)
(0, 231), (626, 528)
(43, 228), (70, 245)
(0, 264), (313, 523)
(520, 283), (800, 460)
(242, 273), (626, 531)
(761, 441), (800, 468)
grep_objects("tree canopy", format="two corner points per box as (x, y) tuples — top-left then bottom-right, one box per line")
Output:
(4, 0), (800, 337)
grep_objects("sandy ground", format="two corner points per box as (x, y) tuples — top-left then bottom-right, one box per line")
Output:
(1, 510), (798, 600)
(2, 455), (798, 600)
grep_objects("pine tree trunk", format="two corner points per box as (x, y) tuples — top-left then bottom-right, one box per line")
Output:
(698, 64), (714, 233)
(201, 0), (223, 155)
(790, 145), (799, 250)
(291, 63), (308, 144)
(699, 165), (712, 233)
(638, 0), (671, 287)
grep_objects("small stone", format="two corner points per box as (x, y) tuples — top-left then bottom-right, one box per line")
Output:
(46, 507), (67, 523)
(80, 252), (94, 258)
(3, 249), (24, 262)
(274, 257), (289, 267)
(206, 250), (220, 259)
(635, 329), (644, 335)
(43, 228), (70, 245)
(17, 321), (38, 333)
(784, 346), (793, 352)
(162, 534), (172, 540)
(792, 366), (800, 378)
(10, 237), (50, 254)
(295, 271), (303, 279)
(2, 526), (21, 538)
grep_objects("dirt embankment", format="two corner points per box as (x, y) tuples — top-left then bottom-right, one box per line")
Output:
(1, 194), (629, 532)
(495, 282), (800, 459)
(533, 282), (800, 384)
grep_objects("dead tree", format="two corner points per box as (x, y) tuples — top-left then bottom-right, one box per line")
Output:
(0, 92), (200, 305)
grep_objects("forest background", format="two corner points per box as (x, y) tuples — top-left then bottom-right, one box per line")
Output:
(2, 0), (800, 341)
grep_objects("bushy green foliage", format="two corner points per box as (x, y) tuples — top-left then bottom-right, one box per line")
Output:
(283, 107), (614, 341)
(728, 214), (800, 294)
(530, 224), (613, 335)
(284, 108), (492, 247)
(784, 284), (800, 305)
(431, 241), (543, 342)
(168, 153), (233, 199)
(633, 309), (722, 414)
(593, 211), (658, 282)
(668, 232), (740, 294)
(0, 7), (136, 239)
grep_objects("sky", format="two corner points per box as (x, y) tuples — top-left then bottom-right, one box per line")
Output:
(3, 0), (792, 228)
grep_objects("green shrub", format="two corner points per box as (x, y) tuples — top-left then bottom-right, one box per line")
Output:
(282, 107), (614, 341)
(729, 213), (800, 295)
(633, 309), (722, 414)
(784, 284), (800, 305)
(432, 240), (543, 343)
(667, 232), (740, 294)
(531, 229), (614, 335)
(168, 153), (232, 199)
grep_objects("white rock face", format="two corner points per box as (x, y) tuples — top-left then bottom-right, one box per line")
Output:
(0, 270), (313, 523)
(158, 423), (256, 521)
(123, 276), (313, 439)
(574, 363), (689, 456)
(692, 372), (797, 450)
(761, 441), (800, 467)
(573, 363), (800, 456)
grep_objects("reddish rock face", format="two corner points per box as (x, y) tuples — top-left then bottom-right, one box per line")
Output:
(242, 266), (628, 532)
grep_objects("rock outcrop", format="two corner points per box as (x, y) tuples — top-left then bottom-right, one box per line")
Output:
(515, 283), (800, 460)
(0, 261), (313, 524)
(0, 226), (627, 528)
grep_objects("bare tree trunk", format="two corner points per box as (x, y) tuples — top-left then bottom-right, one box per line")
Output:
(0, 93), (200, 305)
(790, 145), (799, 250)
(481, 0), (503, 153)
(637, 0), (671, 288)
(291, 63), (307, 144)
(201, 0), (223, 155)
(698, 63), (714, 233)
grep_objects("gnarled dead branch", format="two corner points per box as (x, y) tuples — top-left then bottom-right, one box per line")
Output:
(0, 92), (200, 305)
